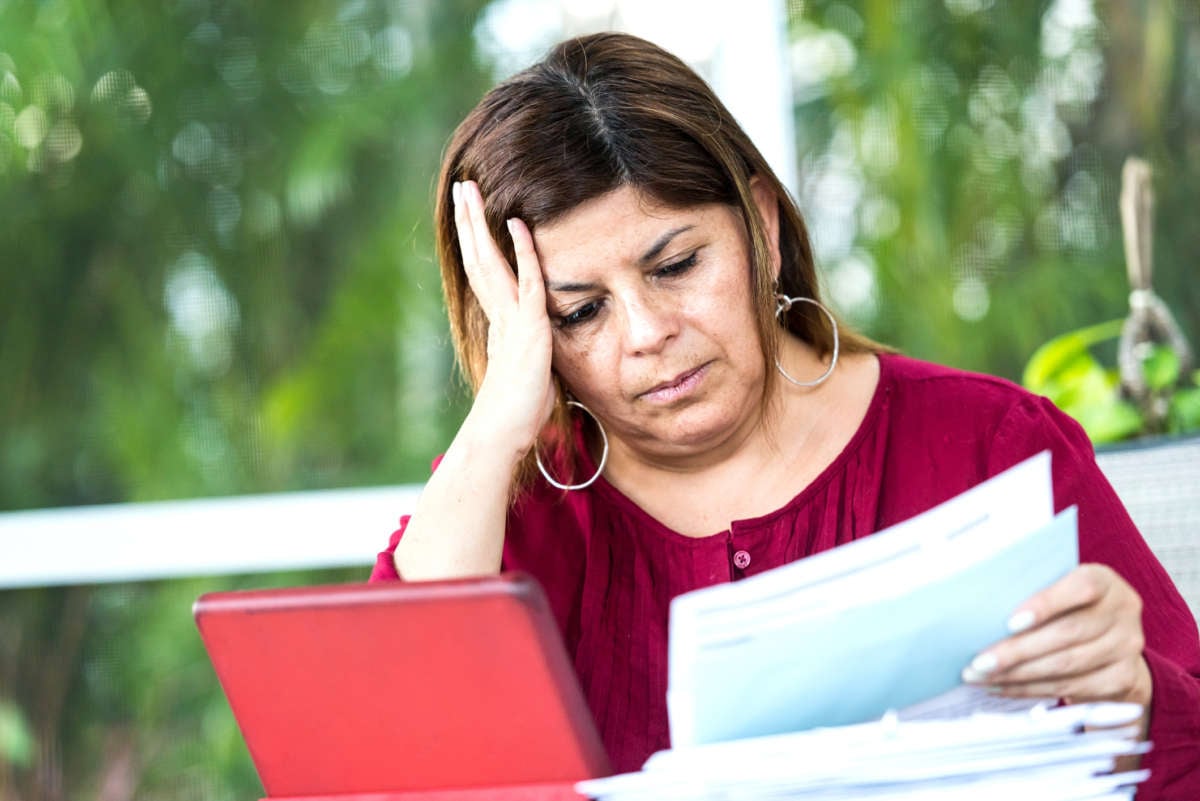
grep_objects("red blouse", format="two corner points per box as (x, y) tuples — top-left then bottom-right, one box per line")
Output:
(371, 354), (1200, 798)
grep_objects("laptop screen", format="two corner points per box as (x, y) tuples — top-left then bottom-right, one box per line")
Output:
(194, 573), (611, 796)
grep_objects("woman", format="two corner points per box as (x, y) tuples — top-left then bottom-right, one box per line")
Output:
(371, 32), (1200, 796)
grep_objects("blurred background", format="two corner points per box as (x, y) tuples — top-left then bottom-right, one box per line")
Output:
(1, 0), (1197, 799)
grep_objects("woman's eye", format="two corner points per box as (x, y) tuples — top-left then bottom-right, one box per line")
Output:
(656, 253), (697, 278)
(558, 301), (602, 328)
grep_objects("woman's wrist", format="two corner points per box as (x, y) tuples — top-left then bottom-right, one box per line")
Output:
(1127, 654), (1154, 709)
(456, 403), (537, 473)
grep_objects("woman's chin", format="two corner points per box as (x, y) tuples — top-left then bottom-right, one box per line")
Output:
(621, 407), (755, 461)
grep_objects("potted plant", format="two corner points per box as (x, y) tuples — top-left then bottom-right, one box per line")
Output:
(1021, 158), (1200, 620)
(1023, 159), (1200, 443)
(1022, 320), (1200, 444)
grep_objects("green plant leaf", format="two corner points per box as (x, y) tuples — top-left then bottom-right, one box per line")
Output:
(1168, 388), (1200, 434)
(1022, 319), (1125, 392)
(1062, 360), (1120, 411)
(1037, 353), (1116, 411)
(1076, 398), (1145, 443)
(1141, 345), (1181, 392)
(0, 699), (33, 766)
(1035, 357), (1144, 443)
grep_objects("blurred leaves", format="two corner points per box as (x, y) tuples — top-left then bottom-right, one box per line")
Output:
(0, 701), (33, 767)
(1142, 345), (1181, 392)
(1022, 320), (1124, 392)
(1022, 319), (1143, 442)
(0, 0), (490, 511)
(2, 0), (490, 799)
(1170, 381), (1200, 433)
(790, 1), (1199, 386)
(1024, 322), (1200, 442)
(0, 569), (365, 800)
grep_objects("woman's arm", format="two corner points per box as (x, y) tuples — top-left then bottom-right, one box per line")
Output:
(966, 395), (1200, 798)
(391, 407), (528, 579)
(393, 181), (555, 580)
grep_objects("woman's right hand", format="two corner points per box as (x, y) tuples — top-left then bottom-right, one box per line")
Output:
(392, 181), (554, 579)
(453, 180), (556, 458)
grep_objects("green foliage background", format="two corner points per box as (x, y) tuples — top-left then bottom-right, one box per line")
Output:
(789, 0), (1197, 381)
(1, 1), (490, 798)
(1, 1), (1198, 799)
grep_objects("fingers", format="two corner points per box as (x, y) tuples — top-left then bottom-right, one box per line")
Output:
(1005, 564), (1115, 636)
(453, 181), (483, 294)
(961, 564), (1151, 706)
(507, 217), (546, 313)
(972, 622), (1133, 687)
(451, 184), (556, 445)
(984, 647), (1149, 704)
(969, 582), (1125, 676)
(453, 180), (519, 316)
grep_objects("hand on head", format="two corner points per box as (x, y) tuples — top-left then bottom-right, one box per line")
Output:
(453, 179), (556, 457)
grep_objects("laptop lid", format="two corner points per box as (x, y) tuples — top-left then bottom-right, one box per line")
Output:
(194, 573), (611, 797)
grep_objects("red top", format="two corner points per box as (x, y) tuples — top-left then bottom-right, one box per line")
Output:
(372, 354), (1200, 798)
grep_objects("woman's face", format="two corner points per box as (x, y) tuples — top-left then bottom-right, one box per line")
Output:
(533, 183), (777, 462)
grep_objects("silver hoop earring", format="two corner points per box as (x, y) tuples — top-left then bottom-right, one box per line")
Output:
(535, 400), (609, 491)
(774, 294), (839, 388)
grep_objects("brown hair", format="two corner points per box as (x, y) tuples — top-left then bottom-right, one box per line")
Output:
(435, 32), (880, 491)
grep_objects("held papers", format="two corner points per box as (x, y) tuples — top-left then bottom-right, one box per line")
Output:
(666, 451), (1079, 747)
(576, 453), (1146, 801)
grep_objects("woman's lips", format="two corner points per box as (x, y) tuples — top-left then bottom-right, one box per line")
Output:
(639, 363), (710, 403)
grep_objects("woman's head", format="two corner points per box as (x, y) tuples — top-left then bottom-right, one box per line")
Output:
(436, 32), (863, 485)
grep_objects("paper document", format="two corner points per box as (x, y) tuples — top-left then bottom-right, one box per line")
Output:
(583, 456), (1141, 801)
(667, 452), (1079, 746)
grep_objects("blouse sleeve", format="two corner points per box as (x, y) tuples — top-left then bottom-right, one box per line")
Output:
(369, 516), (408, 582)
(990, 394), (1200, 800)
(368, 455), (447, 583)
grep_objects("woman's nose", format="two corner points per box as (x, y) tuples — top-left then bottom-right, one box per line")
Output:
(618, 293), (677, 356)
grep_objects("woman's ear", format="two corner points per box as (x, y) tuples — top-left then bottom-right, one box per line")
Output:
(749, 175), (782, 283)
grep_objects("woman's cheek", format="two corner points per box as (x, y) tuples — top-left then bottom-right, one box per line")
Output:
(552, 341), (601, 394)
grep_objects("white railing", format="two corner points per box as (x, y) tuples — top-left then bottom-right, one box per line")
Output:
(0, 485), (421, 588)
(3, 438), (1194, 601)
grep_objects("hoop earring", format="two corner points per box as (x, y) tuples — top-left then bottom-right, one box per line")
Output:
(774, 294), (839, 388)
(535, 400), (609, 491)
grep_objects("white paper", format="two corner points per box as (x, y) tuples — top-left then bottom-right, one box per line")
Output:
(668, 452), (1076, 746)
(577, 703), (1147, 801)
(577, 453), (1149, 801)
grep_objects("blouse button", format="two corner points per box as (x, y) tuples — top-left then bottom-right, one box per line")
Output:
(733, 549), (751, 569)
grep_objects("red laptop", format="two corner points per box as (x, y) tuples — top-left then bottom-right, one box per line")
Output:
(194, 573), (611, 801)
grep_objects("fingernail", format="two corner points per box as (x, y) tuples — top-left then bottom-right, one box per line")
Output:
(452, 181), (461, 204)
(961, 652), (997, 685)
(960, 652), (998, 681)
(971, 652), (998, 674)
(1007, 609), (1035, 633)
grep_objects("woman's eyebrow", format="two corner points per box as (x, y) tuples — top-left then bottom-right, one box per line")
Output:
(545, 224), (697, 293)
(639, 225), (694, 264)
(546, 279), (599, 294)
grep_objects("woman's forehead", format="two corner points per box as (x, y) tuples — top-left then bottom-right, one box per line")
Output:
(532, 186), (735, 275)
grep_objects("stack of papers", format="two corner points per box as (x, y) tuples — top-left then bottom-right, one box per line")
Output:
(577, 703), (1149, 800)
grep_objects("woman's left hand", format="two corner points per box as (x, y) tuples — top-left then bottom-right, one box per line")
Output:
(962, 563), (1152, 708)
